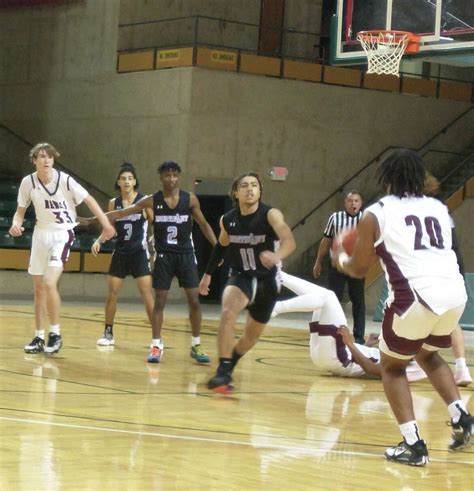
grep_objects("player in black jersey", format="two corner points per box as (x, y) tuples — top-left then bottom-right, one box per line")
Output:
(98, 161), (217, 364)
(91, 163), (154, 347)
(199, 173), (295, 393)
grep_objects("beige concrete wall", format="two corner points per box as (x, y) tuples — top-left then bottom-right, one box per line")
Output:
(452, 198), (474, 273)
(0, 0), (472, 277)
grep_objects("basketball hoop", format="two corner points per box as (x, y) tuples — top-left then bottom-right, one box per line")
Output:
(357, 30), (420, 76)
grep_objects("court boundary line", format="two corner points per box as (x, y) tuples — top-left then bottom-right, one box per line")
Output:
(1, 415), (472, 465)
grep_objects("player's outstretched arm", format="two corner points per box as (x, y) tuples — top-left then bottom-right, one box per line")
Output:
(260, 208), (296, 269)
(84, 195), (115, 242)
(91, 199), (116, 256)
(337, 326), (381, 377)
(106, 194), (153, 223)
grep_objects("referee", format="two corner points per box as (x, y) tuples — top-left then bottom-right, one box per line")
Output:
(313, 190), (366, 344)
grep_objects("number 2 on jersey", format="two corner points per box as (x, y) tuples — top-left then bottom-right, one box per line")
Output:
(167, 226), (178, 244)
(240, 248), (256, 270)
(405, 215), (444, 250)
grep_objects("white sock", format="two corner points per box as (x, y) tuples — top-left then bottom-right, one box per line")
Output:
(152, 338), (163, 348)
(35, 329), (45, 339)
(448, 400), (468, 423)
(191, 336), (200, 347)
(455, 358), (467, 370)
(399, 420), (421, 445)
(49, 324), (60, 335)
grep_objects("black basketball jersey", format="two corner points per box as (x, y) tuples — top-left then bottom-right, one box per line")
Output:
(222, 202), (278, 278)
(153, 190), (194, 253)
(114, 193), (148, 254)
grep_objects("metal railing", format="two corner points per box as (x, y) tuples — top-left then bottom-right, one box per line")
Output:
(292, 105), (474, 233)
(118, 14), (321, 61)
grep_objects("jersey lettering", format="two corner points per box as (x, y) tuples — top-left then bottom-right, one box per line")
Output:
(239, 248), (257, 270)
(405, 215), (444, 250)
(123, 223), (133, 241)
(167, 226), (178, 244)
(52, 210), (74, 224)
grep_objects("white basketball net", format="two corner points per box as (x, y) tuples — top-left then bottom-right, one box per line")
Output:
(357, 31), (409, 76)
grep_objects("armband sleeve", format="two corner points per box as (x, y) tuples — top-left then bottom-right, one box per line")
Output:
(205, 242), (227, 275)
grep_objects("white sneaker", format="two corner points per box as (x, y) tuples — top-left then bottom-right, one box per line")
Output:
(454, 367), (472, 387)
(97, 333), (115, 346)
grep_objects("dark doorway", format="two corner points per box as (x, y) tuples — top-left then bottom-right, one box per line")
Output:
(193, 194), (233, 301)
(259, 0), (285, 57)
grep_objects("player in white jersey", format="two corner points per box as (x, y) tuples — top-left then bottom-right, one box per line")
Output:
(334, 148), (472, 466)
(9, 142), (115, 355)
(272, 272), (427, 381)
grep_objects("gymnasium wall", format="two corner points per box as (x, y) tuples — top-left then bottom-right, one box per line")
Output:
(0, 0), (473, 276)
(118, 0), (322, 60)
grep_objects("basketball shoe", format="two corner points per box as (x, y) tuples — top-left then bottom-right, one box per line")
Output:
(190, 344), (210, 364)
(207, 373), (234, 394)
(448, 411), (473, 451)
(147, 346), (162, 363)
(44, 333), (62, 355)
(24, 336), (45, 354)
(97, 331), (115, 346)
(384, 439), (429, 466)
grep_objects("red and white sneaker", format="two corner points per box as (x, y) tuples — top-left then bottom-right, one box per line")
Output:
(147, 346), (162, 363)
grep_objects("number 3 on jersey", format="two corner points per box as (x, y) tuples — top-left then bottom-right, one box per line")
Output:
(405, 215), (444, 250)
(52, 210), (73, 224)
(240, 248), (256, 270)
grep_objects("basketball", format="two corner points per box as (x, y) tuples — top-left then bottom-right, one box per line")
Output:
(331, 228), (358, 258)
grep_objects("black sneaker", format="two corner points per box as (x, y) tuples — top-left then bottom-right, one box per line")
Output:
(384, 439), (429, 466)
(448, 412), (473, 452)
(44, 333), (62, 355)
(207, 373), (234, 394)
(24, 336), (45, 354)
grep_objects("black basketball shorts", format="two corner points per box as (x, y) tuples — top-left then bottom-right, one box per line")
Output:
(226, 271), (280, 324)
(152, 252), (199, 290)
(108, 249), (151, 279)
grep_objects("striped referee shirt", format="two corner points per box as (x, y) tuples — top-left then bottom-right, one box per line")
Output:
(323, 210), (362, 239)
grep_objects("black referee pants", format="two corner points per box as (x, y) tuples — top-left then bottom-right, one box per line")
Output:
(328, 266), (366, 344)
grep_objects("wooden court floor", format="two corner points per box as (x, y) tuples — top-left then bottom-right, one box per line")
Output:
(0, 302), (472, 490)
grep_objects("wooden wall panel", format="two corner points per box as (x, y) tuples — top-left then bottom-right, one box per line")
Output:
(465, 176), (474, 198)
(323, 66), (362, 87)
(363, 73), (400, 92)
(117, 50), (154, 73)
(83, 253), (111, 273)
(240, 53), (281, 77)
(438, 80), (472, 102)
(156, 47), (193, 69)
(196, 48), (237, 71)
(283, 60), (322, 82)
(402, 77), (437, 97)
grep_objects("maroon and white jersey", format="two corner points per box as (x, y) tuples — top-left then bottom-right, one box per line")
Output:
(18, 170), (88, 231)
(366, 195), (466, 316)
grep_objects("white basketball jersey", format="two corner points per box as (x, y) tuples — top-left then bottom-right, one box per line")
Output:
(367, 195), (466, 315)
(18, 170), (89, 230)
